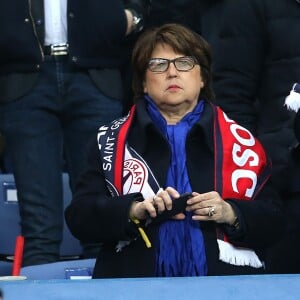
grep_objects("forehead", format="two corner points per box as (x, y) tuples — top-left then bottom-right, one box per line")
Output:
(150, 43), (184, 59)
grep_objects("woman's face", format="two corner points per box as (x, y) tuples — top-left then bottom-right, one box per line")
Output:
(143, 43), (204, 115)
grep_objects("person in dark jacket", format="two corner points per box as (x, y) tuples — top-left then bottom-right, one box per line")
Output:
(146, 0), (222, 38)
(65, 23), (284, 278)
(213, 0), (300, 273)
(0, 0), (149, 266)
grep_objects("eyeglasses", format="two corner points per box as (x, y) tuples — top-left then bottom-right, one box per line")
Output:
(148, 56), (199, 73)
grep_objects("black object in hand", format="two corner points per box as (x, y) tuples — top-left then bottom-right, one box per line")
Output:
(152, 192), (193, 223)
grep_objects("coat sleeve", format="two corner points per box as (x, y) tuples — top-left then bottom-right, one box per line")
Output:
(225, 178), (285, 248)
(64, 137), (143, 243)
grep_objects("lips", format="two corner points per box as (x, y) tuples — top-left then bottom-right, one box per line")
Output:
(167, 85), (181, 90)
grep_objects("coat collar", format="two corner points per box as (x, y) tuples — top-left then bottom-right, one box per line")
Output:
(129, 97), (215, 154)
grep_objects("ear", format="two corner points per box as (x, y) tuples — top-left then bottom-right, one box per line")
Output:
(143, 81), (148, 93)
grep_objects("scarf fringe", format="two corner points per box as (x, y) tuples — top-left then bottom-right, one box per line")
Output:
(217, 239), (263, 268)
(285, 83), (300, 112)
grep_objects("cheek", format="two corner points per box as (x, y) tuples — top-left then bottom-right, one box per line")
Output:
(189, 76), (203, 89)
(143, 76), (156, 94)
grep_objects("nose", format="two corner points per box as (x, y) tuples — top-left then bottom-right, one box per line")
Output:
(166, 61), (178, 77)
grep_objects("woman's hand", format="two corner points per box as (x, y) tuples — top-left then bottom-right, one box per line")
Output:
(186, 191), (237, 225)
(129, 187), (184, 220)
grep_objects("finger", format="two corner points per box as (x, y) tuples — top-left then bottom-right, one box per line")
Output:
(186, 193), (204, 206)
(152, 195), (166, 214)
(192, 208), (209, 217)
(157, 188), (176, 211)
(192, 205), (217, 220)
(144, 200), (158, 218)
(192, 205), (216, 216)
(186, 199), (206, 212)
(147, 207), (157, 218)
(164, 186), (180, 198)
(207, 206), (216, 218)
(187, 191), (220, 205)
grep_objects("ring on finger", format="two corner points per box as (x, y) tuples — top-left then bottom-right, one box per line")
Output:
(208, 206), (216, 217)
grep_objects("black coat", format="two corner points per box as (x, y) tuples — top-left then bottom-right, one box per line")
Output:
(213, 0), (300, 192)
(65, 99), (284, 278)
(145, 0), (224, 46)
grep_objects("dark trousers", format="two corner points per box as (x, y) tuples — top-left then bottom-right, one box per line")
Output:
(0, 55), (123, 266)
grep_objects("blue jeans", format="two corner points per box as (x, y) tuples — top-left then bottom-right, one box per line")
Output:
(0, 56), (123, 266)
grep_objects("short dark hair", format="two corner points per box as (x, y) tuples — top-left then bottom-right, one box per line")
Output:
(131, 23), (214, 101)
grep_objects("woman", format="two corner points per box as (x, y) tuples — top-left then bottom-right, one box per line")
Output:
(65, 23), (284, 278)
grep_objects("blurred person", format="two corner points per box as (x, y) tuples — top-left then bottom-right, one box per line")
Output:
(0, 0), (149, 266)
(213, 0), (300, 273)
(145, 0), (222, 38)
(65, 23), (284, 278)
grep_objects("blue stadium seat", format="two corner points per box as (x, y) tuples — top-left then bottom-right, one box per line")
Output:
(0, 174), (20, 259)
(0, 261), (13, 276)
(0, 173), (82, 276)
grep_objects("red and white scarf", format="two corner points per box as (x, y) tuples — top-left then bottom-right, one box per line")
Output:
(97, 103), (271, 268)
(213, 106), (270, 267)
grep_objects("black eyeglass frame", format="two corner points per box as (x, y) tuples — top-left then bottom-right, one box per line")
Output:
(147, 56), (199, 73)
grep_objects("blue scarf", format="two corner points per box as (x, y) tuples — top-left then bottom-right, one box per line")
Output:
(145, 95), (208, 276)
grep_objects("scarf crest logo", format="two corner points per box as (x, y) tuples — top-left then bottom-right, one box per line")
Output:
(97, 106), (153, 197)
(123, 158), (147, 194)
